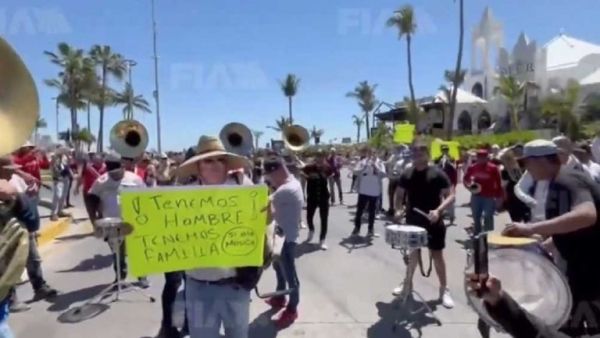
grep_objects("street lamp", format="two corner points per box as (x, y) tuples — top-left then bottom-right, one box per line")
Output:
(123, 59), (137, 86)
(151, 0), (162, 153)
(52, 97), (59, 141)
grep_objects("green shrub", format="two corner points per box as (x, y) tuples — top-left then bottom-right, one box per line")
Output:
(452, 131), (537, 149)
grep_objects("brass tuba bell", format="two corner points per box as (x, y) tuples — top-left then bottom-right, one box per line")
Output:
(220, 122), (253, 156)
(109, 119), (149, 159)
(0, 37), (40, 157)
(283, 125), (309, 152)
(0, 36), (37, 300)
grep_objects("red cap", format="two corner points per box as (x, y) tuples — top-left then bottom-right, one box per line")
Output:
(476, 149), (488, 156)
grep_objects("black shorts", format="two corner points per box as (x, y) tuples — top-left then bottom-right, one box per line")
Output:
(406, 214), (446, 251)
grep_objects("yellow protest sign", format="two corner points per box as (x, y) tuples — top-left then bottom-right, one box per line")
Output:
(394, 124), (415, 144)
(430, 140), (460, 160)
(120, 185), (269, 277)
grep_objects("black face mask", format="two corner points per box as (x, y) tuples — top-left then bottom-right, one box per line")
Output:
(105, 161), (122, 172)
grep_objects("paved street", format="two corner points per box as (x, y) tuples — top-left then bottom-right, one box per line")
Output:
(11, 171), (511, 338)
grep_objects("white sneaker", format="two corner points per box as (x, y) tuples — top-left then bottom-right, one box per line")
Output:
(440, 287), (455, 309)
(306, 231), (314, 243)
(300, 222), (307, 229)
(319, 240), (328, 250)
(392, 283), (411, 297)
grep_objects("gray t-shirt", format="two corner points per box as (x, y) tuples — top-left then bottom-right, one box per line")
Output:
(271, 177), (303, 242)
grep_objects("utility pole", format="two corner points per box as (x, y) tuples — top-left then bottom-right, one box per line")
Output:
(151, 0), (162, 152)
(123, 59), (137, 119)
(52, 97), (59, 141)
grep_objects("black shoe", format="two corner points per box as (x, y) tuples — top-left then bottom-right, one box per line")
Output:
(33, 284), (58, 301)
(137, 277), (150, 289)
(351, 228), (359, 237)
(9, 301), (30, 313)
(157, 326), (181, 338)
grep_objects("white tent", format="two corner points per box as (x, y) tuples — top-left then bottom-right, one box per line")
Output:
(433, 87), (488, 104)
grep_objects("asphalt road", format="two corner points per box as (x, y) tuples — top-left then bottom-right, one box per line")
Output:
(11, 170), (512, 338)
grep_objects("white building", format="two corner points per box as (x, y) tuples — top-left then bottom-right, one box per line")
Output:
(456, 7), (600, 132)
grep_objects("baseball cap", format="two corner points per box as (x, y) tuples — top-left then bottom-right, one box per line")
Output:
(263, 155), (285, 174)
(552, 136), (572, 153)
(521, 139), (559, 159)
(0, 156), (21, 170)
(476, 149), (488, 156)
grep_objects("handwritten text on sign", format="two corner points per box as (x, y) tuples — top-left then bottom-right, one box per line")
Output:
(120, 185), (269, 276)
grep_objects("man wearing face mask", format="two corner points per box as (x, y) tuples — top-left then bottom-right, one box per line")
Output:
(86, 152), (150, 288)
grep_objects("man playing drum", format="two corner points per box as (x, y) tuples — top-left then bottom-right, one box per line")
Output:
(393, 143), (456, 309)
(504, 139), (600, 337)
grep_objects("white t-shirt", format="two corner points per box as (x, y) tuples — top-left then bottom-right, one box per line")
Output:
(88, 171), (145, 218)
(583, 161), (600, 184)
(354, 159), (385, 197)
(9, 174), (27, 193)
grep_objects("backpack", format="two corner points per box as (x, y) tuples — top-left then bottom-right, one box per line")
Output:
(228, 173), (274, 290)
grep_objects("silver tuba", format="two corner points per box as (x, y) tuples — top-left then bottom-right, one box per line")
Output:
(220, 122), (253, 156)
(109, 119), (149, 159)
(282, 125), (309, 152)
(0, 36), (39, 300)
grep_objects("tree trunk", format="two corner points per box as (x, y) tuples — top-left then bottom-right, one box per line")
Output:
(364, 111), (370, 139)
(87, 101), (91, 131)
(288, 97), (293, 124)
(357, 127), (360, 143)
(447, 0), (464, 140)
(406, 35), (416, 113)
(97, 66), (108, 152)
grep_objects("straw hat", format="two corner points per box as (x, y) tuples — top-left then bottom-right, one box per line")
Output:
(174, 136), (249, 179)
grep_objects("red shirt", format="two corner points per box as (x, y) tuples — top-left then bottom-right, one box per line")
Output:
(82, 162), (107, 194)
(126, 166), (147, 180)
(12, 152), (50, 181)
(463, 162), (503, 199)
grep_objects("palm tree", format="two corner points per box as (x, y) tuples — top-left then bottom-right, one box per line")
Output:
(90, 45), (126, 151)
(279, 74), (300, 123)
(252, 130), (264, 149)
(310, 126), (324, 145)
(266, 116), (291, 132)
(73, 128), (96, 152)
(541, 80), (581, 138)
(387, 5), (417, 110)
(34, 117), (47, 142)
(113, 83), (151, 119)
(448, 0), (465, 140)
(346, 81), (379, 139)
(352, 114), (364, 143)
(438, 69), (466, 133)
(44, 43), (97, 138)
(493, 76), (538, 131)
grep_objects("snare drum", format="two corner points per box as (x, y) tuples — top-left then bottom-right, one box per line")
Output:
(385, 225), (427, 249)
(94, 218), (124, 240)
(465, 248), (572, 332)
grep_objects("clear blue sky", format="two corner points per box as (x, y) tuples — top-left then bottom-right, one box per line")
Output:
(5, 0), (599, 151)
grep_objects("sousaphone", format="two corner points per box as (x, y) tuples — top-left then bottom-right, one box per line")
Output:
(220, 122), (253, 156)
(0, 36), (38, 300)
(109, 119), (149, 159)
(283, 125), (309, 152)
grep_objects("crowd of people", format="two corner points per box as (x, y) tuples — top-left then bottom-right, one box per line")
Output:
(1, 133), (600, 338)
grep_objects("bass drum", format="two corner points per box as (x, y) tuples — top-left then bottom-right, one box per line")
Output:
(464, 248), (572, 332)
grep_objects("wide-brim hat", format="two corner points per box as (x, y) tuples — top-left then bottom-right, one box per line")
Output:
(174, 136), (249, 179)
(20, 140), (34, 149)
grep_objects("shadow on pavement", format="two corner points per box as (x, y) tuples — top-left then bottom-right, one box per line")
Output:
(338, 236), (373, 253)
(55, 232), (94, 242)
(46, 283), (112, 312)
(57, 303), (109, 324)
(56, 254), (113, 273)
(248, 308), (279, 338)
(367, 298), (441, 338)
(294, 242), (320, 259)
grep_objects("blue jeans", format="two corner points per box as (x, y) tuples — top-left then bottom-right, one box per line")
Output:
(51, 177), (70, 217)
(471, 195), (495, 233)
(0, 320), (13, 338)
(273, 241), (299, 311)
(185, 278), (250, 338)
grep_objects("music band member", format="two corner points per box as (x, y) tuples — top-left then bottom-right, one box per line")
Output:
(49, 147), (72, 221)
(74, 152), (107, 220)
(499, 149), (529, 222)
(504, 140), (600, 337)
(352, 149), (385, 237)
(86, 152), (150, 288)
(263, 153), (303, 327)
(434, 144), (458, 224)
(393, 144), (456, 308)
(301, 150), (331, 250)
(173, 136), (259, 338)
(573, 142), (600, 184)
(0, 157), (57, 312)
(326, 148), (344, 205)
(12, 141), (49, 201)
(463, 149), (503, 233)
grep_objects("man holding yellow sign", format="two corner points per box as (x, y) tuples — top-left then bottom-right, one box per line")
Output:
(122, 135), (270, 338)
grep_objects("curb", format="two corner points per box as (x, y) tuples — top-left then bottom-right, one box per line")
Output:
(37, 217), (72, 247)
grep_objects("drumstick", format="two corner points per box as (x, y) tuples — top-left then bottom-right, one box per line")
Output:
(413, 208), (429, 219)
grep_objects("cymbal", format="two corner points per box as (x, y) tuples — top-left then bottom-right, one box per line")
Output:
(0, 37), (40, 156)
(488, 233), (536, 246)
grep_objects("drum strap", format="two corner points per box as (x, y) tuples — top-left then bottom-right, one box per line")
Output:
(417, 249), (433, 278)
